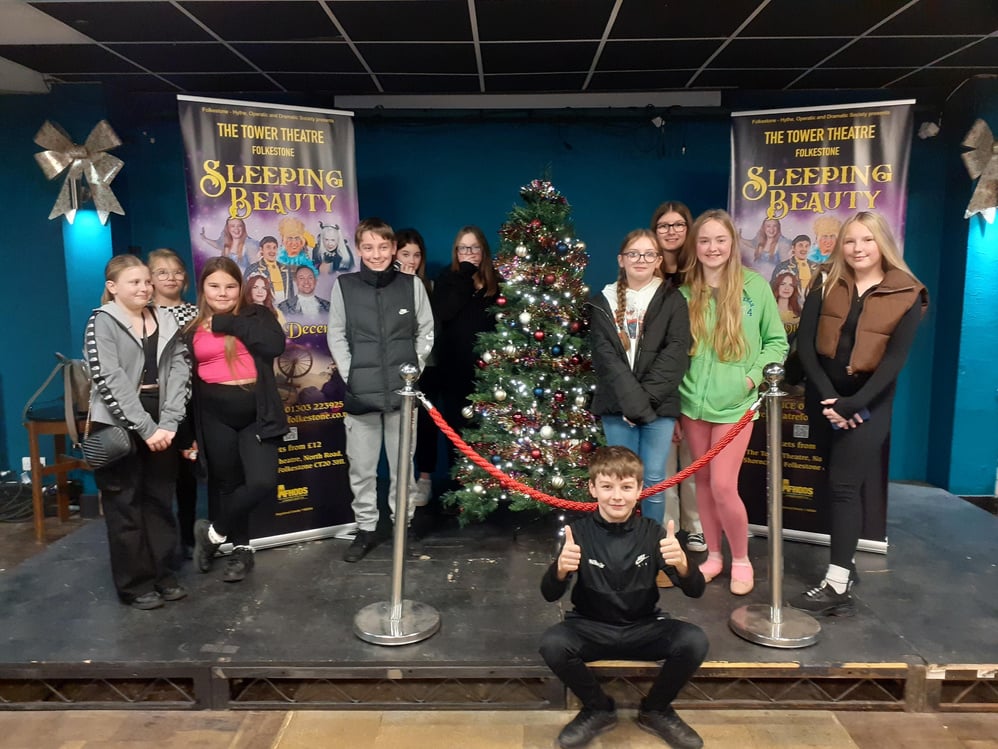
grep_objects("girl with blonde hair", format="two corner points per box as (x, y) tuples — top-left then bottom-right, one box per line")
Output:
(790, 211), (926, 616)
(679, 209), (788, 595)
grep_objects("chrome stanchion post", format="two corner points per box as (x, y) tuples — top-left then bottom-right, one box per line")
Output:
(729, 363), (821, 648)
(354, 363), (441, 646)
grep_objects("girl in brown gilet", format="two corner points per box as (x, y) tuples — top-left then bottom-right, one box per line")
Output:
(789, 211), (927, 617)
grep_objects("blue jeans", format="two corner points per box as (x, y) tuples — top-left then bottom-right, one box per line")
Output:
(601, 414), (676, 525)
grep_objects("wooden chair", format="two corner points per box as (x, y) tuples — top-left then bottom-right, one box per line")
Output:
(23, 417), (90, 543)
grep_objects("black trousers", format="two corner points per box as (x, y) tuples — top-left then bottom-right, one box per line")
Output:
(539, 614), (709, 712)
(413, 365), (439, 477)
(823, 400), (894, 569)
(93, 394), (179, 601)
(199, 382), (278, 546)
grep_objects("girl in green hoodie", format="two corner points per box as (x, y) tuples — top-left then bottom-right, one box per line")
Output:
(679, 210), (788, 596)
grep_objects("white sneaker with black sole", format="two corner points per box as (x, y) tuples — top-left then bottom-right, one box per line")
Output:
(685, 532), (707, 553)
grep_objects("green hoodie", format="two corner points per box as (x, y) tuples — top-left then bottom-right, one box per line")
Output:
(679, 269), (789, 423)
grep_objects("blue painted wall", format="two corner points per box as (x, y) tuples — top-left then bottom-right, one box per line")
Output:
(1, 84), (992, 493)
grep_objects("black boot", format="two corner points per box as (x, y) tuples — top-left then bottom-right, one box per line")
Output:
(636, 706), (703, 749)
(193, 518), (221, 573)
(343, 529), (379, 562)
(222, 546), (255, 583)
(556, 706), (618, 748)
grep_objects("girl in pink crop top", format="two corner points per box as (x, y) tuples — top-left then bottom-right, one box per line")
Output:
(193, 327), (257, 383)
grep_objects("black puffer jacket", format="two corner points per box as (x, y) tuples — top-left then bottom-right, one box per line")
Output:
(587, 283), (691, 424)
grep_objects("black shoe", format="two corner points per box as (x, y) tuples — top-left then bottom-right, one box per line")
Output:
(156, 583), (188, 601)
(636, 707), (703, 749)
(128, 591), (165, 610)
(406, 527), (423, 557)
(222, 547), (255, 582)
(556, 707), (618, 748)
(788, 581), (856, 616)
(193, 518), (221, 573)
(343, 529), (378, 563)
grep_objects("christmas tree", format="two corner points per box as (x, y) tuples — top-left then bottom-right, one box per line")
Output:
(442, 178), (603, 523)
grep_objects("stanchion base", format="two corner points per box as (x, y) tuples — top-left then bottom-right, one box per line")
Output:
(354, 600), (441, 646)
(729, 604), (821, 649)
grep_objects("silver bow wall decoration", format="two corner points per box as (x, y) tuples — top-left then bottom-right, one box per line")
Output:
(34, 120), (125, 225)
(961, 118), (998, 224)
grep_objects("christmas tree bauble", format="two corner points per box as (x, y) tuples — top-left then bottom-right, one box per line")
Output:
(503, 344), (517, 356)
(519, 311), (532, 324)
(539, 425), (554, 439)
(482, 351), (493, 363)
(494, 388), (507, 401)
(515, 245), (528, 257)
(551, 474), (566, 489)
(461, 405), (474, 419)
(534, 330), (545, 341)
(473, 484), (485, 494)
(496, 296), (507, 306)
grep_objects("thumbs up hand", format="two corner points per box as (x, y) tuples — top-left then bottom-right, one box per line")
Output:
(557, 525), (582, 580)
(659, 520), (689, 577)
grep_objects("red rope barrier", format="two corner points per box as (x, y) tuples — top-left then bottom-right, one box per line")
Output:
(423, 398), (761, 513)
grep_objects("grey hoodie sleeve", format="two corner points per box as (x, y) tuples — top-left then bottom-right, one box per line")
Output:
(157, 329), (191, 433)
(413, 280), (434, 372)
(326, 279), (351, 385)
(85, 311), (157, 439)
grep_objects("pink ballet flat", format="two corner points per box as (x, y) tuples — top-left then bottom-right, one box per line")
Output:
(730, 561), (754, 596)
(699, 556), (723, 583)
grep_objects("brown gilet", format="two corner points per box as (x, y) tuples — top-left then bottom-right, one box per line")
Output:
(816, 268), (928, 374)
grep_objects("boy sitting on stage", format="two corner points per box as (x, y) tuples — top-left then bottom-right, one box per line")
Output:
(539, 446), (708, 749)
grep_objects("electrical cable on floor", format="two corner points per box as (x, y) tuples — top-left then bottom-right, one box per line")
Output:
(0, 480), (32, 522)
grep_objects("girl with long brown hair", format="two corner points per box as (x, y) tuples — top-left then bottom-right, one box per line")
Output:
(589, 229), (690, 528)
(187, 257), (288, 583)
(679, 210), (788, 596)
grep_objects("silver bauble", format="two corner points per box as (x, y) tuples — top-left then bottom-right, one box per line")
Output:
(515, 244), (528, 257)
(539, 425), (555, 439)
(472, 484), (485, 495)
(551, 474), (566, 489)
(461, 405), (474, 419)
(494, 388), (507, 401)
(519, 311), (532, 324)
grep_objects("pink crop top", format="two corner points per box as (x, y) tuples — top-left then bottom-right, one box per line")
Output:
(193, 328), (257, 383)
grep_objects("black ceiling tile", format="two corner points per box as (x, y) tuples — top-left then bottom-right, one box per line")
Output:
(233, 43), (365, 73)
(611, 0), (768, 39)
(598, 40), (719, 70)
(888, 66), (998, 89)
(825, 36), (974, 68)
(268, 72), (380, 94)
(163, 72), (283, 93)
(694, 68), (805, 89)
(0, 44), (142, 74)
(476, 0), (616, 41)
(105, 43), (253, 73)
(931, 36), (998, 66)
(179, 1), (338, 42)
(790, 67), (908, 89)
(587, 69), (695, 91)
(53, 73), (180, 93)
(711, 37), (850, 68)
(28, 1), (212, 42)
(378, 74), (481, 94)
(742, 0), (912, 37)
(331, 0), (471, 42)
(357, 43), (478, 74)
(874, 0), (998, 35)
(485, 72), (588, 92)
(481, 42), (599, 74)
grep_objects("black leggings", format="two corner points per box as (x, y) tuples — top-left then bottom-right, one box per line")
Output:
(815, 398), (894, 568)
(199, 383), (278, 546)
(539, 615), (708, 712)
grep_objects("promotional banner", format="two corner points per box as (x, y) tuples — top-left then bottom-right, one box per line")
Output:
(177, 95), (358, 546)
(729, 99), (914, 551)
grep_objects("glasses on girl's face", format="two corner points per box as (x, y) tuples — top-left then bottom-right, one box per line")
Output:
(457, 245), (483, 255)
(621, 251), (661, 262)
(655, 221), (687, 234)
(153, 270), (186, 280)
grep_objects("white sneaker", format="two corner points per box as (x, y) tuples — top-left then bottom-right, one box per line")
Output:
(411, 477), (432, 507)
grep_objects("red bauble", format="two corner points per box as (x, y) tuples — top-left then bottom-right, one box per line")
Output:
(477, 359), (487, 369)
(496, 296), (507, 306)
(554, 391), (566, 403)
(530, 448), (542, 460)
(512, 414), (525, 425)
(570, 321), (581, 333)
(544, 274), (556, 285)
(534, 330), (545, 341)
(580, 441), (594, 453)
(570, 355), (581, 366)
(530, 219), (542, 229)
